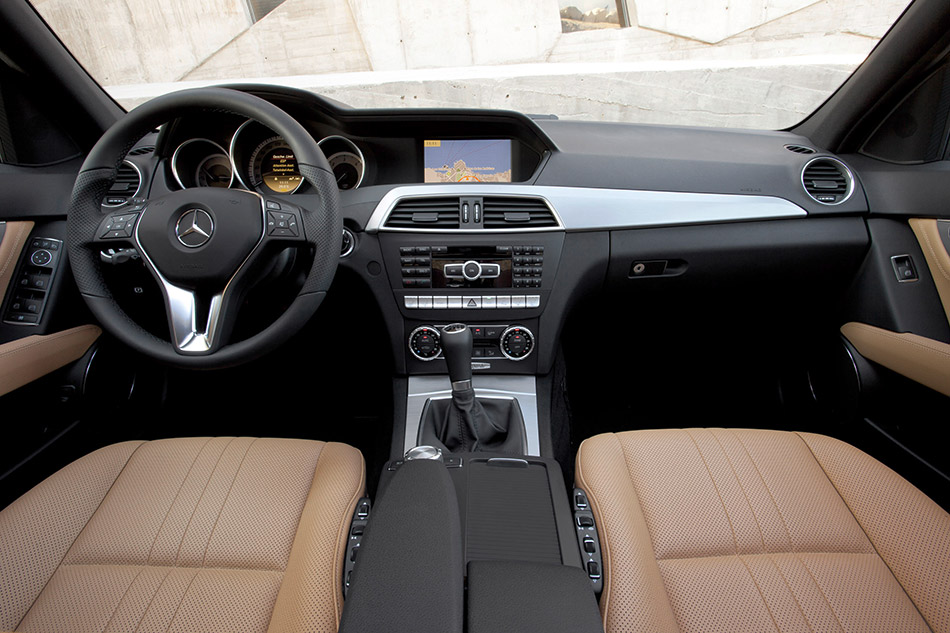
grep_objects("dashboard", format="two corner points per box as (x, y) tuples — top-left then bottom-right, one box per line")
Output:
(100, 85), (878, 378)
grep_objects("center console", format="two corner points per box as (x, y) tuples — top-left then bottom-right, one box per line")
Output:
(379, 232), (565, 375)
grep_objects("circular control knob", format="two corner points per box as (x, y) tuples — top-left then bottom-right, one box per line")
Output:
(462, 260), (482, 281)
(405, 445), (443, 462)
(409, 325), (441, 361)
(500, 325), (535, 361)
(31, 250), (53, 266)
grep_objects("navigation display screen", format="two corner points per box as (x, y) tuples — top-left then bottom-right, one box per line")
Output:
(423, 139), (512, 183)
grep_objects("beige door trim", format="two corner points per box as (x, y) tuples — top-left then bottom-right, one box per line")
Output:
(842, 321), (950, 397)
(0, 325), (101, 397)
(0, 221), (35, 302)
(909, 218), (950, 325)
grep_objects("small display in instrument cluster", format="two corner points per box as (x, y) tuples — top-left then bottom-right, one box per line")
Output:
(423, 139), (512, 183)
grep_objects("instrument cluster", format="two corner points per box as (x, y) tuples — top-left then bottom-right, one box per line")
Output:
(171, 119), (366, 194)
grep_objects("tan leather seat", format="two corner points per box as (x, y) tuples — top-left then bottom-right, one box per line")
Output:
(576, 429), (950, 633)
(0, 437), (365, 633)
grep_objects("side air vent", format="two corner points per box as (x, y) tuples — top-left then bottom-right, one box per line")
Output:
(128, 146), (155, 156)
(801, 157), (853, 205)
(482, 197), (558, 229)
(385, 197), (461, 229)
(103, 161), (142, 207)
(784, 144), (815, 155)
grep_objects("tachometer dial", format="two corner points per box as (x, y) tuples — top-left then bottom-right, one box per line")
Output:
(171, 138), (233, 189)
(249, 136), (303, 194)
(327, 151), (364, 190)
(195, 154), (232, 188)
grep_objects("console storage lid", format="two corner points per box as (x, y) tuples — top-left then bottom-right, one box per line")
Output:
(467, 560), (604, 633)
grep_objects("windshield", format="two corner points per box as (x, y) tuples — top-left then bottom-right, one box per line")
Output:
(30, 0), (911, 129)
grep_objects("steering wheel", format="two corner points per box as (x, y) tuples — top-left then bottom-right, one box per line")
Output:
(66, 87), (342, 368)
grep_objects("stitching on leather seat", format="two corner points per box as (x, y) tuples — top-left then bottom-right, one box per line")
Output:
(15, 441), (146, 631)
(793, 433), (934, 633)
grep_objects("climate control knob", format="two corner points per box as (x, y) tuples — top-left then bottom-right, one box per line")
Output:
(499, 326), (535, 361)
(409, 326), (441, 361)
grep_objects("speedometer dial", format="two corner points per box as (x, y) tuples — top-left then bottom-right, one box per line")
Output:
(249, 136), (303, 194)
(327, 152), (364, 190)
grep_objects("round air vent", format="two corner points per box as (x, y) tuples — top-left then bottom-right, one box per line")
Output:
(102, 160), (142, 207)
(801, 157), (854, 205)
(784, 144), (815, 155)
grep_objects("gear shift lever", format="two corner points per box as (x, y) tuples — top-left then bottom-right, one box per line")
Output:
(416, 323), (527, 454)
(441, 323), (473, 391)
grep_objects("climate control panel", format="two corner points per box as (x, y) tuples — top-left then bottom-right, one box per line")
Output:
(408, 324), (535, 362)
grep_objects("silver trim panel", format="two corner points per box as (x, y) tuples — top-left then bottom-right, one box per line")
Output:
(366, 184), (807, 233)
(405, 375), (540, 456)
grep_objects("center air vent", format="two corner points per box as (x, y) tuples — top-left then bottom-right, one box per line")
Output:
(482, 197), (558, 229)
(103, 161), (142, 207)
(801, 157), (853, 205)
(385, 197), (461, 229)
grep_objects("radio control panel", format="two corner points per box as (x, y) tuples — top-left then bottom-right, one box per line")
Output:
(396, 244), (546, 290)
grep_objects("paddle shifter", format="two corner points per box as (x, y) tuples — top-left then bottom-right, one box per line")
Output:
(417, 323), (527, 454)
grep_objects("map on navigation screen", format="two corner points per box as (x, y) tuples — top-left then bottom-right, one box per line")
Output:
(423, 139), (512, 183)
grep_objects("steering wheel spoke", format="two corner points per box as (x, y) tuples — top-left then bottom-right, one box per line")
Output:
(160, 282), (228, 354)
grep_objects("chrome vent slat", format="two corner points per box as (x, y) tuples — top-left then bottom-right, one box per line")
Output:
(128, 146), (155, 156)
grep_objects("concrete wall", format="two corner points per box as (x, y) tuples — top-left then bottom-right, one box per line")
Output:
(31, 0), (250, 84)
(33, 0), (910, 128)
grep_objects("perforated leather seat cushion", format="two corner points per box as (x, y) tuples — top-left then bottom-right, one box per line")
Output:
(576, 429), (950, 633)
(0, 437), (365, 633)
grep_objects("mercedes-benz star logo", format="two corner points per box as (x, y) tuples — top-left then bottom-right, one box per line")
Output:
(175, 209), (214, 248)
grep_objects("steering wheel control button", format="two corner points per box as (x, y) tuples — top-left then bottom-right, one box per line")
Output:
(409, 326), (441, 360)
(175, 209), (214, 248)
(266, 210), (301, 239)
(500, 326), (534, 360)
(265, 200), (281, 210)
(99, 213), (139, 240)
